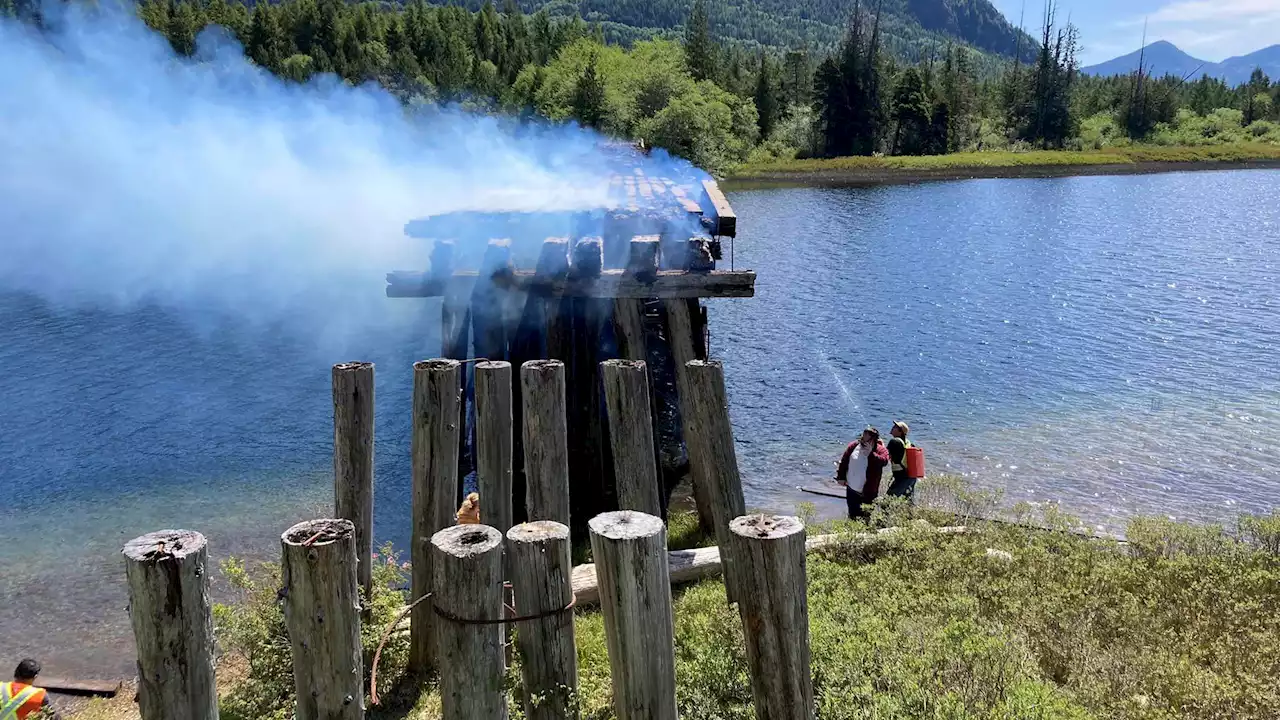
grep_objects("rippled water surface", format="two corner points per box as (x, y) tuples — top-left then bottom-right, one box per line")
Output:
(3, 169), (1279, 677)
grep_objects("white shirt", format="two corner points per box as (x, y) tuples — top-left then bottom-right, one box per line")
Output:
(846, 442), (870, 494)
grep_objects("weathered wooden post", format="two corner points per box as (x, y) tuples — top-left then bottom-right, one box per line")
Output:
(589, 511), (678, 720)
(432, 524), (507, 720)
(664, 298), (716, 532)
(730, 515), (814, 720)
(681, 359), (748, 604)
(476, 360), (514, 536)
(522, 360), (570, 525)
(281, 519), (364, 720)
(332, 361), (374, 598)
(601, 360), (661, 516)
(507, 521), (578, 720)
(123, 530), (217, 720)
(410, 358), (462, 674)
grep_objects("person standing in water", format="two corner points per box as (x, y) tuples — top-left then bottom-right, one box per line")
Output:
(835, 426), (890, 520)
(886, 420), (917, 500)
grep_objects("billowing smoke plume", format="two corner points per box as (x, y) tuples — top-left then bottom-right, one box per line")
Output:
(0, 2), (703, 337)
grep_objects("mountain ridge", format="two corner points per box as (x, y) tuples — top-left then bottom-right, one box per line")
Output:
(1083, 41), (1280, 86)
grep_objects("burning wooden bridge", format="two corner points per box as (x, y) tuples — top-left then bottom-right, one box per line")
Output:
(385, 158), (753, 532)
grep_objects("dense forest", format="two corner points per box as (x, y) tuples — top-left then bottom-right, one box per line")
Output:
(2, 0), (1279, 172)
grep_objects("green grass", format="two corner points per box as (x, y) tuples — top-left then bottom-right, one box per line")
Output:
(73, 486), (1280, 720)
(730, 143), (1280, 180)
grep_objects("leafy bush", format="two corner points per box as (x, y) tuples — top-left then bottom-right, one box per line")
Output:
(1077, 112), (1125, 150)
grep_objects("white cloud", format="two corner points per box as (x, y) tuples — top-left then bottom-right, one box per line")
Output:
(1109, 0), (1280, 61)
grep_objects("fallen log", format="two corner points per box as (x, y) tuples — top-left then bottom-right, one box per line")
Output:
(38, 678), (123, 698)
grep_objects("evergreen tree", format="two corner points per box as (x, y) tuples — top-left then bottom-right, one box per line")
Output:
(890, 67), (929, 154)
(683, 0), (714, 82)
(248, 4), (289, 72)
(166, 0), (200, 56)
(781, 49), (813, 109)
(572, 55), (607, 128)
(815, 0), (886, 157)
(754, 50), (779, 139)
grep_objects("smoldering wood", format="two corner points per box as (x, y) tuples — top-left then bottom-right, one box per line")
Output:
(663, 298), (716, 533)
(681, 359), (749, 605)
(475, 361), (514, 537)
(730, 515), (814, 720)
(571, 238), (604, 277)
(410, 359), (462, 674)
(432, 525), (508, 720)
(122, 530), (218, 720)
(386, 269), (756, 299)
(521, 360), (571, 526)
(473, 239), (514, 362)
(507, 521), (578, 720)
(281, 519), (364, 720)
(441, 289), (471, 483)
(626, 236), (661, 278)
(332, 361), (375, 598)
(601, 360), (661, 516)
(588, 512), (678, 720)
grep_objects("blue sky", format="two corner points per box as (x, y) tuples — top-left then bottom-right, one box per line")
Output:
(987, 0), (1280, 64)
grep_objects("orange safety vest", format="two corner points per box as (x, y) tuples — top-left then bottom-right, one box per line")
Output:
(1, 682), (47, 720)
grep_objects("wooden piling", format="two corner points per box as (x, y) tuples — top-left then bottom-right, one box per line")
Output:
(332, 361), (374, 598)
(664, 298), (716, 532)
(475, 361), (514, 537)
(601, 360), (661, 516)
(410, 358), (462, 674)
(681, 359), (748, 604)
(122, 530), (217, 720)
(538, 238), (572, 363)
(281, 519), (364, 720)
(507, 521), (578, 720)
(521, 360), (570, 526)
(588, 511), (678, 720)
(432, 524), (508, 720)
(729, 515), (813, 720)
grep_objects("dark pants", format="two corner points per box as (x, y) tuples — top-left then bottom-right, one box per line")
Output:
(846, 488), (870, 520)
(886, 476), (918, 501)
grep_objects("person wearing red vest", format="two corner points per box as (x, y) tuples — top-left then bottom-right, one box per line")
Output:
(1, 659), (59, 720)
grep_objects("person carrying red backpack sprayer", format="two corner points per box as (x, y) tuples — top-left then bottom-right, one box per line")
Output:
(886, 420), (926, 501)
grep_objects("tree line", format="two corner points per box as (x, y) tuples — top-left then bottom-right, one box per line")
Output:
(3, 0), (1279, 170)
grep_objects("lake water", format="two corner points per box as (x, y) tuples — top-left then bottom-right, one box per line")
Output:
(3, 168), (1279, 679)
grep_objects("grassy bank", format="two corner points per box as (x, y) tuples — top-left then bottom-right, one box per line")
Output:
(73, 489), (1280, 720)
(728, 144), (1280, 186)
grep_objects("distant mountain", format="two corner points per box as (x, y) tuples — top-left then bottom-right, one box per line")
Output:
(479, 0), (1039, 61)
(1083, 41), (1280, 86)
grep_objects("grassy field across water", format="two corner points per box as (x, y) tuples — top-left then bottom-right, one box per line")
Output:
(728, 144), (1280, 187)
(73, 482), (1280, 720)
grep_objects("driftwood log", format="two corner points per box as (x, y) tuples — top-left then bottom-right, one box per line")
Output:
(507, 521), (578, 720)
(122, 530), (217, 720)
(589, 511), (678, 720)
(432, 525), (508, 720)
(281, 519), (364, 720)
(730, 515), (814, 720)
(332, 361), (375, 597)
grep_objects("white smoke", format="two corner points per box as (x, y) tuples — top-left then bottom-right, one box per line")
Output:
(0, 2), (703, 338)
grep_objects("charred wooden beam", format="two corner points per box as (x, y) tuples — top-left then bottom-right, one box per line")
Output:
(387, 269), (755, 299)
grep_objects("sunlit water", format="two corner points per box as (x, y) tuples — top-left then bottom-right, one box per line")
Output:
(3, 169), (1279, 678)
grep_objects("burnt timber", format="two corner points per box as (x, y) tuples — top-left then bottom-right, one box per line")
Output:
(389, 150), (747, 536)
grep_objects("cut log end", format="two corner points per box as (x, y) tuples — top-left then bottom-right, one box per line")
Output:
(588, 511), (664, 541)
(332, 361), (374, 374)
(730, 514), (804, 541)
(522, 359), (565, 375)
(432, 524), (503, 558)
(602, 359), (646, 372)
(476, 360), (512, 372)
(414, 358), (461, 372)
(282, 518), (355, 547)
(122, 529), (206, 563)
(507, 520), (570, 545)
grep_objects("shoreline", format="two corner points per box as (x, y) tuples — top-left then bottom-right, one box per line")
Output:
(725, 154), (1280, 189)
